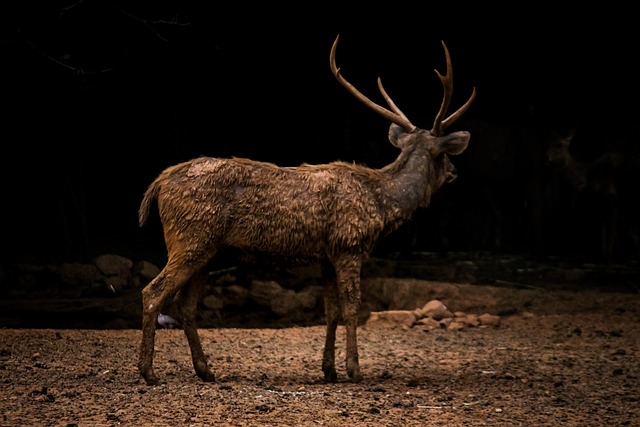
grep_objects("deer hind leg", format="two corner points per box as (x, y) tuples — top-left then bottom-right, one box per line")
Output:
(138, 259), (201, 386)
(174, 269), (215, 382)
(332, 254), (363, 383)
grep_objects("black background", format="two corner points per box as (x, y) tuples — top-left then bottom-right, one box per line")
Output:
(2, 2), (639, 265)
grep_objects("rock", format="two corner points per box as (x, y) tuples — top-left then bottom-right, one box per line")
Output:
(415, 317), (441, 329)
(422, 300), (453, 321)
(438, 317), (453, 328)
(93, 254), (133, 277)
(53, 263), (103, 288)
(249, 280), (284, 307)
(296, 285), (323, 310)
(457, 313), (480, 327)
(223, 285), (249, 307)
(271, 289), (300, 317)
(366, 310), (416, 328)
(478, 313), (501, 327)
(447, 321), (465, 331)
(132, 260), (161, 283)
(202, 294), (224, 310)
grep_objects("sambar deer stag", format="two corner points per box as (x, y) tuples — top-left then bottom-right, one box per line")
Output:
(137, 35), (476, 385)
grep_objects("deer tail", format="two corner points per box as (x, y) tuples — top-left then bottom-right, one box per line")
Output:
(138, 180), (161, 227)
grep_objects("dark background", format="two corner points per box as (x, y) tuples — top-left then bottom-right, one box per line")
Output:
(2, 2), (639, 267)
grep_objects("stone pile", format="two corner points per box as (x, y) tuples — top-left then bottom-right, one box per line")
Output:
(367, 299), (501, 330)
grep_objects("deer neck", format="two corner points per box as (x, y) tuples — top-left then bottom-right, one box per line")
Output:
(380, 144), (435, 216)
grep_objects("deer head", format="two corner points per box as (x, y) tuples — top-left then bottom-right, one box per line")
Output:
(330, 35), (476, 202)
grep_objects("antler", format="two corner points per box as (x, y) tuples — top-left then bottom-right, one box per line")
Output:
(330, 35), (417, 133)
(431, 41), (476, 136)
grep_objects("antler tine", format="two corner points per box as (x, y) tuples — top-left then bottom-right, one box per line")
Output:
(441, 87), (476, 129)
(431, 41), (454, 136)
(377, 77), (413, 125)
(330, 35), (416, 133)
(432, 41), (476, 135)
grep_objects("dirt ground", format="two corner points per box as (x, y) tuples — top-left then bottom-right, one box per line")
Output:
(1, 275), (639, 427)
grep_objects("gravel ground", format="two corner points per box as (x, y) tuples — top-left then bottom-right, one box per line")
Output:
(1, 281), (639, 426)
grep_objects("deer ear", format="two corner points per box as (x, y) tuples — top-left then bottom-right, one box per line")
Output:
(388, 123), (408, 148)
(429, 130), (470, 156)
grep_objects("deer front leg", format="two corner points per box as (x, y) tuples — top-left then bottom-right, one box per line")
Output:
(322, 280), (340, 382)
(333, 255), (363, 383)
(174, 270), (215, 382)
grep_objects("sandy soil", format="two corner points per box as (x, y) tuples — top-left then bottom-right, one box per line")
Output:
(1, 279), (639, 427)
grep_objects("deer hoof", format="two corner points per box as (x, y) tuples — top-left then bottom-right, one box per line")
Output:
(348, 368), (363, 383)
(197, 370), (216, 382)
(142, 375), (163, 386)
(323, 369), (338, 383)
(350, 373), (363, 383)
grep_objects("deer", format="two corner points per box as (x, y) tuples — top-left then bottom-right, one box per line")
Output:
(545, 128), (640, 266)
(137, 35), (476, 386)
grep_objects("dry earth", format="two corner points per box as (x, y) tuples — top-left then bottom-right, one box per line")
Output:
(1, 277), (639, 426)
